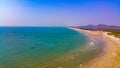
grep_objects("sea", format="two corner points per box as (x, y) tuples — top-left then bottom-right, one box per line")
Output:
(0, 27), (104, 68)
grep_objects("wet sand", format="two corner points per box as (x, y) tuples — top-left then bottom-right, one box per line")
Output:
(71, 28), (120, 68)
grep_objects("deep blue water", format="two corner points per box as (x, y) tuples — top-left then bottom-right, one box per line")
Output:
(0, 27), (103, 68)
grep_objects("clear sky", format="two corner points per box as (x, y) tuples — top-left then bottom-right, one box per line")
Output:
(0, 0), (120, 26)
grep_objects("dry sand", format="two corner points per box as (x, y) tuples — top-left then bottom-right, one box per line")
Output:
(71, 28), (120, 68)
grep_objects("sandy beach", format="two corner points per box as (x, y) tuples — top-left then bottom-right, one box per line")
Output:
(71, 28), (120, 68)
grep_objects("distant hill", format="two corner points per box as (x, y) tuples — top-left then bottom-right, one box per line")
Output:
(78, 24), (120, 30)
(74, 24), (120, 38)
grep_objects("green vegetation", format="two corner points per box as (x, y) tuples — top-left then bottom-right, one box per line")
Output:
(78, 27), (120, 38)
(102, 29), (120, 38)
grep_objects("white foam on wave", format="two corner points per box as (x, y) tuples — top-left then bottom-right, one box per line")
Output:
(89, 41), (95, 47)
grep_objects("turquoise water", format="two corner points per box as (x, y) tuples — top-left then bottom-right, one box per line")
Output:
(0, 27), (104, 68)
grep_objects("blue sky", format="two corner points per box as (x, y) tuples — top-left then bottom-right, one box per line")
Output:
(0, 0), (120, 26)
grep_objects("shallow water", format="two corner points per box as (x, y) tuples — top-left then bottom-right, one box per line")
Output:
(0, 27), (104, 68)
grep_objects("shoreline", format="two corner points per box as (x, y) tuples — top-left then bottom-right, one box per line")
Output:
(70, 28), (120, 68)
